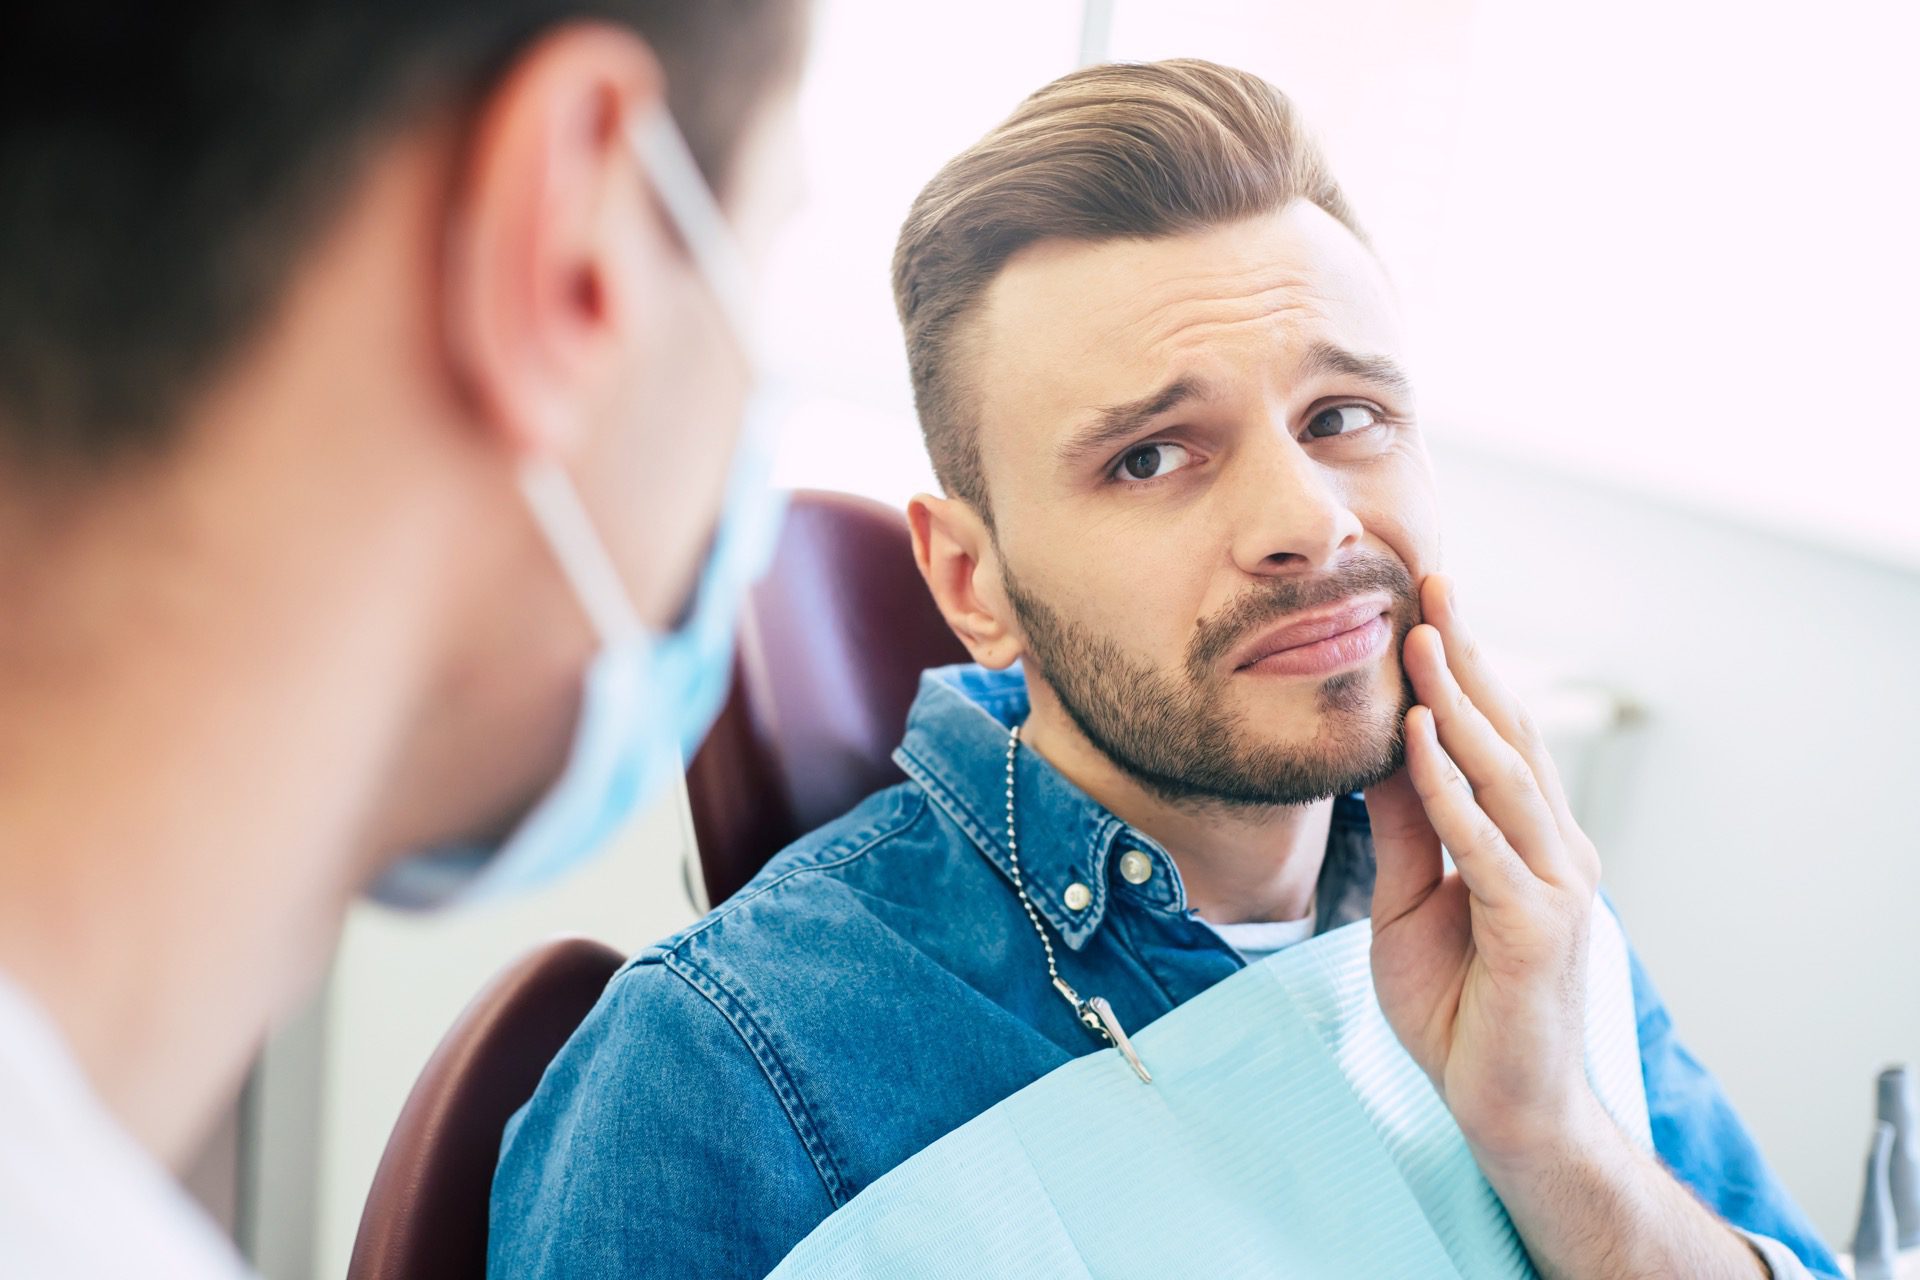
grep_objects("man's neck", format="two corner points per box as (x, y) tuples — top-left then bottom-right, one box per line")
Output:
(1017, 687), (1331, 927)
(0, 433), (449, 1167)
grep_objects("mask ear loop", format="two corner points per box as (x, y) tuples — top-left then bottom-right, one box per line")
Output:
(624, 111), (761, 366)
(517, 459), (646, 648)
(517, 110), (764, 652)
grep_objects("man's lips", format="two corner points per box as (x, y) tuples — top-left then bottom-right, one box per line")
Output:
(1231, 595), (1395, 677)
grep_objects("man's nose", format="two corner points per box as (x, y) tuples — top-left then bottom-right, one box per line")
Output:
(1226, 429), (1363, 576)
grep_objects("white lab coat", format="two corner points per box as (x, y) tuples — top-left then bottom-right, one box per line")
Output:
(0, 970), (252, 1279)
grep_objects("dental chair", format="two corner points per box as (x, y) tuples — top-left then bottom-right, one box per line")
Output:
(344, 935), (623, 1280)
(685, 488), (969, 907)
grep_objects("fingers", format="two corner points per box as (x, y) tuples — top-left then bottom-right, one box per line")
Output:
(1402, 705), (1533, 910)
(1402, 624), (1581, 888)
(1363, 766), (1445, 930)
(1420, 574), (1578, 832)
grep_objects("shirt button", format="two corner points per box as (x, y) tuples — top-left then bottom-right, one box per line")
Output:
(1063, 882), (1093, 911)
(1118, 850), (1154, 885)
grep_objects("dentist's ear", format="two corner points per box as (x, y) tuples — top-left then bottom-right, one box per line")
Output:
(908, 493), (1024, 670)
(441, 23), (665, 462)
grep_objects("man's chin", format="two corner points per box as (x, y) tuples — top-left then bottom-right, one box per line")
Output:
(1225, 658), (1402, 722)
(1212, 679), (1409, 800)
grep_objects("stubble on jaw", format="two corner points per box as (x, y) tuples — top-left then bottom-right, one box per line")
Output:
(1002, 553), (1419, 812)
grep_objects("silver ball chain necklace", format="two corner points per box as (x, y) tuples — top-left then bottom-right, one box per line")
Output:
(1005, 723), (1154, 1085)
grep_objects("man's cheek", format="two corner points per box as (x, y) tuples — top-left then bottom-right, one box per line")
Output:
(1084, 568), (1199, 652)
(1356, 455), (1441, 575)
(1365, 522), (1437, 614)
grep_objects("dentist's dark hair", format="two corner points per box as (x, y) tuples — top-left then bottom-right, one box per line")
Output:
(0, 1), (804, 473)
(893, 59), (1364, 526)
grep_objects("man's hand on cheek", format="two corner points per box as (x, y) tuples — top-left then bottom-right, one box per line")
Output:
(1363, 572), (1608, 1170)
(1363, 579), (1773, 1278)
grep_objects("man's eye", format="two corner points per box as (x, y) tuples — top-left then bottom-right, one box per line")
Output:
(1306, 404), (1381, 438)
(1117, 442), (1193, 482)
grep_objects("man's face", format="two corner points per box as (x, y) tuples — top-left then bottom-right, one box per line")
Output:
(971, 201), (1439, 807)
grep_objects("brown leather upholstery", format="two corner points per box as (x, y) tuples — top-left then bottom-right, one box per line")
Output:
(687, 490), (969, 907)
(346, 936), (624, 1280)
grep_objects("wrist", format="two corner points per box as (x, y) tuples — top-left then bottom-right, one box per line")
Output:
(1471, 1092), (1772, 1280)
(1467, 1082), (1621, 1188)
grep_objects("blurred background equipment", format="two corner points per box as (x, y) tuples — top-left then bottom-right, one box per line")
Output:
(1846, 1066), (1920, 1280)
(1854, 1122), (1899, 1280)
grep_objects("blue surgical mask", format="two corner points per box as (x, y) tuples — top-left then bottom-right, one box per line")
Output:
(369, 110), (784, 911)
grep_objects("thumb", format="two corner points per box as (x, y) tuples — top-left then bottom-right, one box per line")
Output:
(1365, 765), (1445, 928)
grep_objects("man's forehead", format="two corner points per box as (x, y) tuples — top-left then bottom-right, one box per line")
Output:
(972, 202), (1400, 442)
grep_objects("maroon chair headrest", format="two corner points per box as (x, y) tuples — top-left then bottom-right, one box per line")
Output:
(687, 490), (969, 907)
(345, 935), (624, 1280)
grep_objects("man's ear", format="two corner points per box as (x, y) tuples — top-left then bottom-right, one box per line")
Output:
(908, 493), (1024, 670)
(440, 23), (665, 462)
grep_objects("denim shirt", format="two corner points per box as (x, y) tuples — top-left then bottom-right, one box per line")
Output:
(490, 664), (1840, 1279)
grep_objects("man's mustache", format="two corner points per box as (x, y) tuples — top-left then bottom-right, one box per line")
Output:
(1186, 556), (1420, 676)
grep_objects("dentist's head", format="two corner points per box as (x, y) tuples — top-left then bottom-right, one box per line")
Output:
(0, 2), (807, 1167)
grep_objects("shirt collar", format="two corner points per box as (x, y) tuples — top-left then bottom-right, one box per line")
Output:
(892, 663), (1375, 950)
(893, 664), (1147, 948)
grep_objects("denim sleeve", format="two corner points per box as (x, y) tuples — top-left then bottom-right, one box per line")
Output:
(488, 958), (836, 1280)
(1628, 942), (1845, 1279)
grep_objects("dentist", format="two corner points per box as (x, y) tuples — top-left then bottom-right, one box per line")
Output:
(0, 3), (808, 1274)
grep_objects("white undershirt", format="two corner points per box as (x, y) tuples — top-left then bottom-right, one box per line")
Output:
(1202, 904), (1319, 964)
(0, 967), (253, 1279)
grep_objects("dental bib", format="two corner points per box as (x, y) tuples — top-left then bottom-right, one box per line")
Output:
(769, 900), (1647, 1279)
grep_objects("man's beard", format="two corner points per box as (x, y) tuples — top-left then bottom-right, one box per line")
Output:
(1002, 554), (1421, 809)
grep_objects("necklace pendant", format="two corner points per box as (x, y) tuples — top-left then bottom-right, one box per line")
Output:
(1051, 977), (1152, 1083)
(1013, 727), (1152, 1086)
(1085, 995), (1154, 1084)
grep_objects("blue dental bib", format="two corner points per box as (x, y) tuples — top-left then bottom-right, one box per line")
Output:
(769, 901), (1647, 1279)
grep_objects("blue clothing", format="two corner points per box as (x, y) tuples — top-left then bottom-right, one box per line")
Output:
(490, 664), (1840, 1279)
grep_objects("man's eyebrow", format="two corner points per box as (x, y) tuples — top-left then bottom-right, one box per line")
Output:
(1055, 346), (1409, 470)
(1298, 341), (1412, 396)
(1057, 376), (1214, 468)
